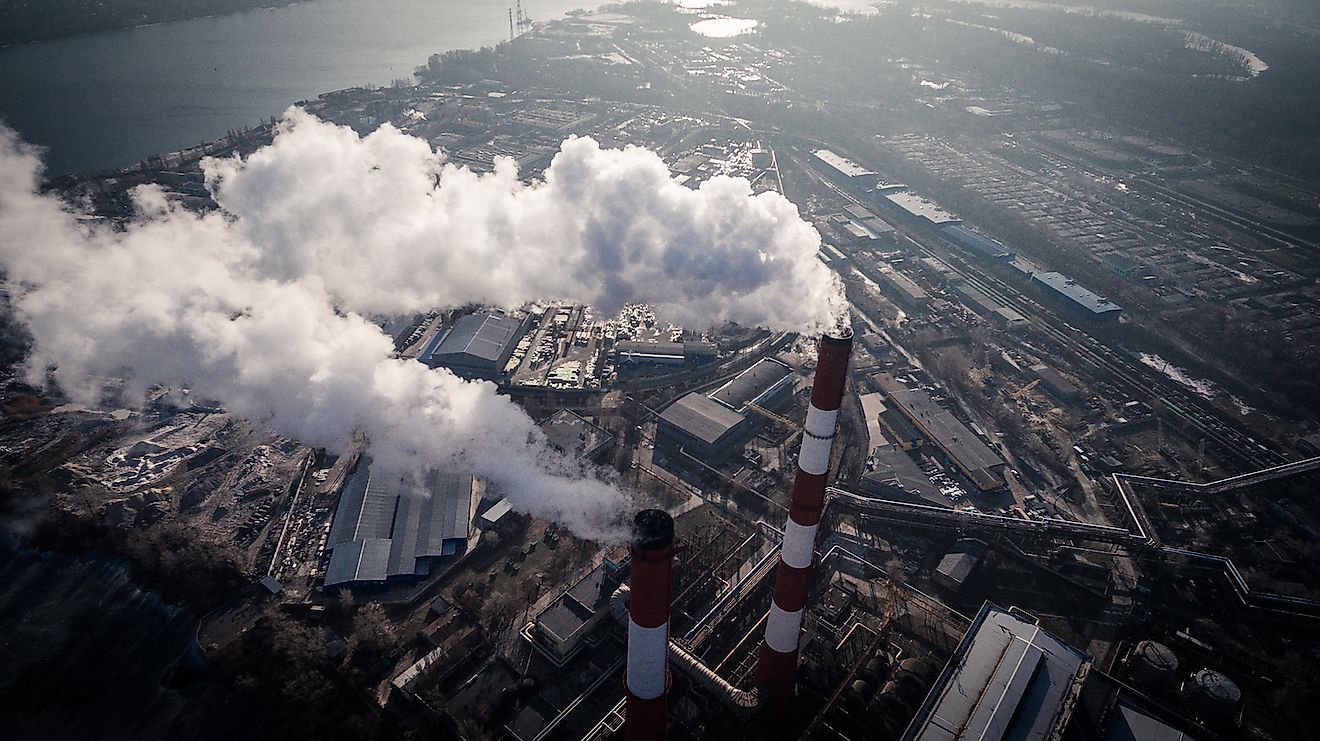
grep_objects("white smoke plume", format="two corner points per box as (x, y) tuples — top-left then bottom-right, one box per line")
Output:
(0, 110), (845, 539)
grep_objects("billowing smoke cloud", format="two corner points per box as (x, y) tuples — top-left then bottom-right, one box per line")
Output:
(0, 110), (845, 539)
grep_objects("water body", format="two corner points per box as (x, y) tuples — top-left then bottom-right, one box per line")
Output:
(690, 17), (760, 37)
(0, 0), (590, 177)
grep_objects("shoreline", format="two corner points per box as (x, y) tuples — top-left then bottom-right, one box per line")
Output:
(0, 0), (306, 50)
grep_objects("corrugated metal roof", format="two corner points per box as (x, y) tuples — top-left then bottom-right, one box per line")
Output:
(659, 392), (746, 446)
(941, 224), (1012, 260)
(709, 357), (792, 412)
(326, 461), (473, 586)
(905, 604), (1091, 741)
(427, 312), (525, 365)
(325, 538), (393, 586)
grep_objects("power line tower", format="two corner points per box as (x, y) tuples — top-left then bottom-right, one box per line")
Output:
(508, 8), (514, 41)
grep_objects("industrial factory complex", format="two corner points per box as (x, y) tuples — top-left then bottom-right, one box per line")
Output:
(13, 3), (1320, 740)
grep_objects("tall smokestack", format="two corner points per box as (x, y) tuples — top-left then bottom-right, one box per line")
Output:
(626, 509), (675, 741)
(755, 330), (853, 703)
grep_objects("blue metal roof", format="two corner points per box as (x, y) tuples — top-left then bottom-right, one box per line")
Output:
(422, 312), (525, 369)
(325, 460), (473, 586)
(940, 224), (1013, 261)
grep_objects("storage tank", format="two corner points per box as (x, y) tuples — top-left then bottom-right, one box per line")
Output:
(1129, 640), (1179, 689)
(1188, 668), (1241, 726)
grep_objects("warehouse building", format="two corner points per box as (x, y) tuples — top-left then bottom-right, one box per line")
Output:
(860, 445), (949, 507)
(918, 256), (963, 285)
(615, 340), (716, 367)
(932, 538), (988, 592)
(420, 311), (530, 380)
(325, 461), (475, 588)
(939, 224), (1013, 261)
(529, 561), (619, 665)
(903, 603), (1092, 741)
(843, 204), (898, 243)
(875, 266), (929, 310)
(882, 384), (1007, 491)
(656, 392), (751, 462)
(883, 192), (961, 227)
(812, 148), (877, 188)
(1029, 363), (1083, 404)
(1031, 271), (1122, 322)
(657, 356), (798, 462)
(992, 307), (1029, 332)
(539, 409), (615, 463)
(709, 357), (794, 413)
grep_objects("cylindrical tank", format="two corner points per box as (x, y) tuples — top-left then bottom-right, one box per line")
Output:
(1188, 668), (1241, 726)
(1129, 640), (1179, 689)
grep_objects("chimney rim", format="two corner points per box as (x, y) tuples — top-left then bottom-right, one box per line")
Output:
(632, 509), (675, 550)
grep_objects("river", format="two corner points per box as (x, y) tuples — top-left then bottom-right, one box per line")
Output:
(0, 0), (590, 177)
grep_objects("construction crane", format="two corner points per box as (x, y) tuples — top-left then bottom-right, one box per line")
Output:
(1011, 378), (1040, 399)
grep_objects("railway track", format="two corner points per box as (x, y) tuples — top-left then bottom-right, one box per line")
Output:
(792, 152), (1288, 471)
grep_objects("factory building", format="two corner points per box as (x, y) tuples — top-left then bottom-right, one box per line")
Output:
(880, 381), (1007, 492)
(539, 409), (615, 463)
(656, 392), (750, 462)
(843, 204), (898, 244)
(932, 538), (987, 592)
(875, 266), (929, 310)
(529, 561), (620, 665)
(709, 357), (794, 413)
(952, 284), (1029, 332)
(882, 192), (961, 227)
(860, 445), (950, 507)
(903, 603), (1092, 741)
(324, 460), (475, 588)
(657, 356), (797, 462)
(615, 340), (716, 367)
(1029, 363), (1083, 404)
(812, 149), (877, 188)
(1031, 271), (1122, 322)
(420, 311), (530, 380)
(939, 224), (1013, 261)
(918, 256), (963, 285)
(991, 307), (1029, 332)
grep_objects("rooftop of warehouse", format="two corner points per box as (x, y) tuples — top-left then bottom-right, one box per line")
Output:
(709, 357), (793, 412)
(325, 461), (474, 586)
(539, 409), (614, 460)
(887, 387), (1006, 478)
(903, 603), (1091, 741)
(659, 392), (746, 445)
(1032, 272), (1122, 314)
(884, 191), (961, 224)
(428, 312), (525, 364)
(813, 148), (875, 178)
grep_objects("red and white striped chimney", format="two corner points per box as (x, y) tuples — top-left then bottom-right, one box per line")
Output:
(626, 509), (675, 741)
(755, 330), (853, 703)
